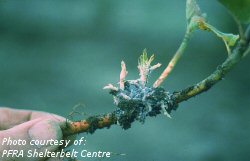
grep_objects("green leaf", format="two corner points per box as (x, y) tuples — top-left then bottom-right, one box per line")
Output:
(186, 0), (202, 24)
(185, 0), (239, 54)
(138, 49), (155, 67)
(199, 21), (239, 54)
(139, 49), (148, 66)
(186, 0), (206, 32)
(218, 0), (250, 24)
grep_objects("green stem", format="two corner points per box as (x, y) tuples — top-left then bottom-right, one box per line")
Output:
(153, 29), (193, 88)
(172, 40), (247, 103)
(64, 32), (249, 137)
(232, 13), (246, 42)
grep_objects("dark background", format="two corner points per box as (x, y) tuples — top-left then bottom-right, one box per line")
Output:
(0, 0), (250, 161)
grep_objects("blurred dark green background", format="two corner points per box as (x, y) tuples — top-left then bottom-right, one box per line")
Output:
(0, 0), (250, 161)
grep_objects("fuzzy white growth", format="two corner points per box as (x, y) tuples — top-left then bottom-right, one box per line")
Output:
(127, 79), (139, 84)
(146, 102), (152, 112)
(120, 93), (131, 100)
(114, 97), (119, 105)
(160, 101), (172, 118)
(150, 63), (162, 71)
(120, 61), (128, 90)
(103, 84), (118, 91)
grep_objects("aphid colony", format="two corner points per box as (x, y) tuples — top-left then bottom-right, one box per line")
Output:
(104, 50), (178, 129)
